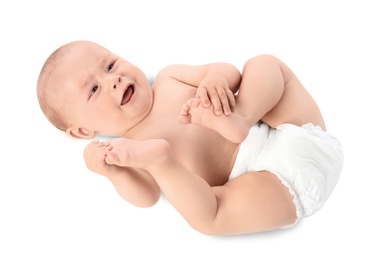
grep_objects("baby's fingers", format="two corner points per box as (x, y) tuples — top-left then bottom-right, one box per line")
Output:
(196, 87), (211, 108)
(215, 87), (234, 116)
(105, 151), (117, 165)
(224, 87), (236, 114)
(212, 86), (235, 116)
(84, 140), (109, 157)
(209, 87), (234, 115)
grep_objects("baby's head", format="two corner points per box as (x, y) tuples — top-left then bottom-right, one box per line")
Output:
(37, 41), (153, 139)
(37, 42), (72, 132)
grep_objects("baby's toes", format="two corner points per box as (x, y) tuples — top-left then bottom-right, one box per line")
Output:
(177, 114), (192, 125)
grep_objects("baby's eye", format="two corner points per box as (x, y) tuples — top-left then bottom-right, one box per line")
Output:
(107, 62), (115, 71)
(90, 85), (98, 96)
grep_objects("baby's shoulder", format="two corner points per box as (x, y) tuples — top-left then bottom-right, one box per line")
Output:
(152, 66), (182, 89)
(155, 64), (180, 78)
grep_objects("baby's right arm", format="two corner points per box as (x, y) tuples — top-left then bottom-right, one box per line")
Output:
(83, 140), (161, 207)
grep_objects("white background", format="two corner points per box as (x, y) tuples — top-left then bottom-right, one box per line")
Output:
(1, 0), (365, 259)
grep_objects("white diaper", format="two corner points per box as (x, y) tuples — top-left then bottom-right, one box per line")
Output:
(229, 122), (343, 220)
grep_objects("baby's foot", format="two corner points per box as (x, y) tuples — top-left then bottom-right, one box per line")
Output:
(178, 98), (250, 143)
(105, 138), (171, 170)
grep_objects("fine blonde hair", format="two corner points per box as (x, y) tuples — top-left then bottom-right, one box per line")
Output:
(37, 45), (71, 132)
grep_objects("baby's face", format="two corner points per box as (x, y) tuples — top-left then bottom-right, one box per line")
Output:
(55, 41), (153, 137)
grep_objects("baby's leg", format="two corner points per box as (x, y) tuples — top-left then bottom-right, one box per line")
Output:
(178, 55), (326, 143)
(235, 55), (326, 131)
(131, 143), (297, 235)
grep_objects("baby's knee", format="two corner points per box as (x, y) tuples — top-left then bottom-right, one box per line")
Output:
(243, 54), (279, 71)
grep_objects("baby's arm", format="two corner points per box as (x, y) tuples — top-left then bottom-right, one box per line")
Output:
(84, 140), (160, 207)
(159, 63), (241, 115)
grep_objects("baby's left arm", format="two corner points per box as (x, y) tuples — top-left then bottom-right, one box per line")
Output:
(160, 63), (241, 115)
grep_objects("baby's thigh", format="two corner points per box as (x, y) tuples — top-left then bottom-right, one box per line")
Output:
(212, 171), (297, 234)
(262, 77), (326, 129)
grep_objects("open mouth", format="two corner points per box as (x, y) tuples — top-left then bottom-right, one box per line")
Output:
(121, 84), (135, 105)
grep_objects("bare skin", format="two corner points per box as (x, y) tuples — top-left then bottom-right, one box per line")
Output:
(104, 136), (297, 235)
(101, 55), (325, 235)
(178, 55), (326, 143)
(38, 41), (326, 235)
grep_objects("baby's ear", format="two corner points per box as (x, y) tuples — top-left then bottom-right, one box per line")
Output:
(66, 126), (95, 140)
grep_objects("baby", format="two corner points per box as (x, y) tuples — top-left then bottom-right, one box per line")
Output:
(37, 41), (343, 235)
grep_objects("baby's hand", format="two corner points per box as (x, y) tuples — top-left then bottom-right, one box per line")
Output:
(83, 140), (112, 176)
(196, 76), (235, 116)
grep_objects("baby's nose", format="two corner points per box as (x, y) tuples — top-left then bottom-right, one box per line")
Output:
(112, 77), (122, 90)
